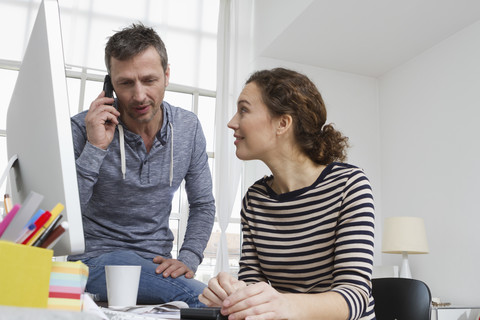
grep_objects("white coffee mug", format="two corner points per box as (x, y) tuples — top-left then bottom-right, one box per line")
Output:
(105, 265), (141, 308)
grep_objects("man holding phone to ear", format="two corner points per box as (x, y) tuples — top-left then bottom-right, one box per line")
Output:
(68, 23), (215, 308)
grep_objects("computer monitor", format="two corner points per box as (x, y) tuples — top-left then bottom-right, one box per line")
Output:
(6, 0), (84, 256)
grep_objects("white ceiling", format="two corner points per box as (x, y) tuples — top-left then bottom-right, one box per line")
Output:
(259, 0), (480, 77)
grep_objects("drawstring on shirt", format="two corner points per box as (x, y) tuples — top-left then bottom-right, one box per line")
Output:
(117, 122), (173, 186)
(118, 124), (126, 179)
(168, 122), (173, 187)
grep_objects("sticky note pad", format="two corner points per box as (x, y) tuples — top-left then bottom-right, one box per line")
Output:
(48, 260), (89, 311)
(0, 240), (53, 308)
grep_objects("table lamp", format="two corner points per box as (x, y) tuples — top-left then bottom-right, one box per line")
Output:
(382, 216), (429, 278)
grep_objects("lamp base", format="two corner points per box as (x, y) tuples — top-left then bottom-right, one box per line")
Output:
(399, 252), (412, 278)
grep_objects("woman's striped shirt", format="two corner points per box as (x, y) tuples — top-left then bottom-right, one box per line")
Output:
(238, 162), (376, 320)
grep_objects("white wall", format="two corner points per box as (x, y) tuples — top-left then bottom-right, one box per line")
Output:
(379, 20), (480, 305)
(252, 0), (313, 58)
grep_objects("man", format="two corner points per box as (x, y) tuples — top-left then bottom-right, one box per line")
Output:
(68, 23), (215, 307)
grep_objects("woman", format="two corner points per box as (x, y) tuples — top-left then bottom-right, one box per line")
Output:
(200, 68), (375, 320)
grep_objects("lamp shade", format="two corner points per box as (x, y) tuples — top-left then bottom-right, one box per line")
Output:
(382, 217), (429, 254)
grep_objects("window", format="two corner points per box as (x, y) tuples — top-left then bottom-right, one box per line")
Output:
(0, 0), (241, 282)
(0, 66), (19, 212)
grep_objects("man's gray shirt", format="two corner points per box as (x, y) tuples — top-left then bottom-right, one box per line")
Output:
(69, 101), (215, 272)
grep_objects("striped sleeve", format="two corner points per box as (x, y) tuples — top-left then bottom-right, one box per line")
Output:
(238, 191), (269, 283)
(330, 168), (375, 320)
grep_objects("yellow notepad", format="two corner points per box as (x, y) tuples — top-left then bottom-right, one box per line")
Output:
(0, 240), (53, 308)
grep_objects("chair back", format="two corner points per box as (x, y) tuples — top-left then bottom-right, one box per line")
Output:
(372, 277), (431, 320)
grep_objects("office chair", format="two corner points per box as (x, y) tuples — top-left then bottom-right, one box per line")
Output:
(372, 277), (432, 320)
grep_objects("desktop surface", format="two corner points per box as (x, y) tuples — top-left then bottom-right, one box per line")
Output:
(0, 305), (101, 320)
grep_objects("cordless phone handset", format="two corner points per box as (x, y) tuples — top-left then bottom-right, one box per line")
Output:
(103, 75), (117, 124)
(103, 74), (114, 100)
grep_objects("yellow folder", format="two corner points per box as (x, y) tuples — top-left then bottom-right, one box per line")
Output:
(0, 240), (53, 308)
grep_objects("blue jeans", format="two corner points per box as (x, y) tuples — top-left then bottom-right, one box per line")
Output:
(80, 250), (206, 307)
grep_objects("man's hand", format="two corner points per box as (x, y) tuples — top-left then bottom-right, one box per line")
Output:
(153, 256), (194, 279)
(85, 91), (120, 150)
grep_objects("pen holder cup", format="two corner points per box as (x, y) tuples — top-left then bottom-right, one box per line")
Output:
(0, 240), (53, 308)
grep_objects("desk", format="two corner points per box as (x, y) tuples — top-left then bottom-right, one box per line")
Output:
(0, 305), (102, 320)
(432, 306), (480, 320)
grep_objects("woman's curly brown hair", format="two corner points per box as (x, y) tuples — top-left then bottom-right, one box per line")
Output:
(246, 68), (349, 164)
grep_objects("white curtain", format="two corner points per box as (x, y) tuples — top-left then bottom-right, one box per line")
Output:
(213, 0), (243, 274)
